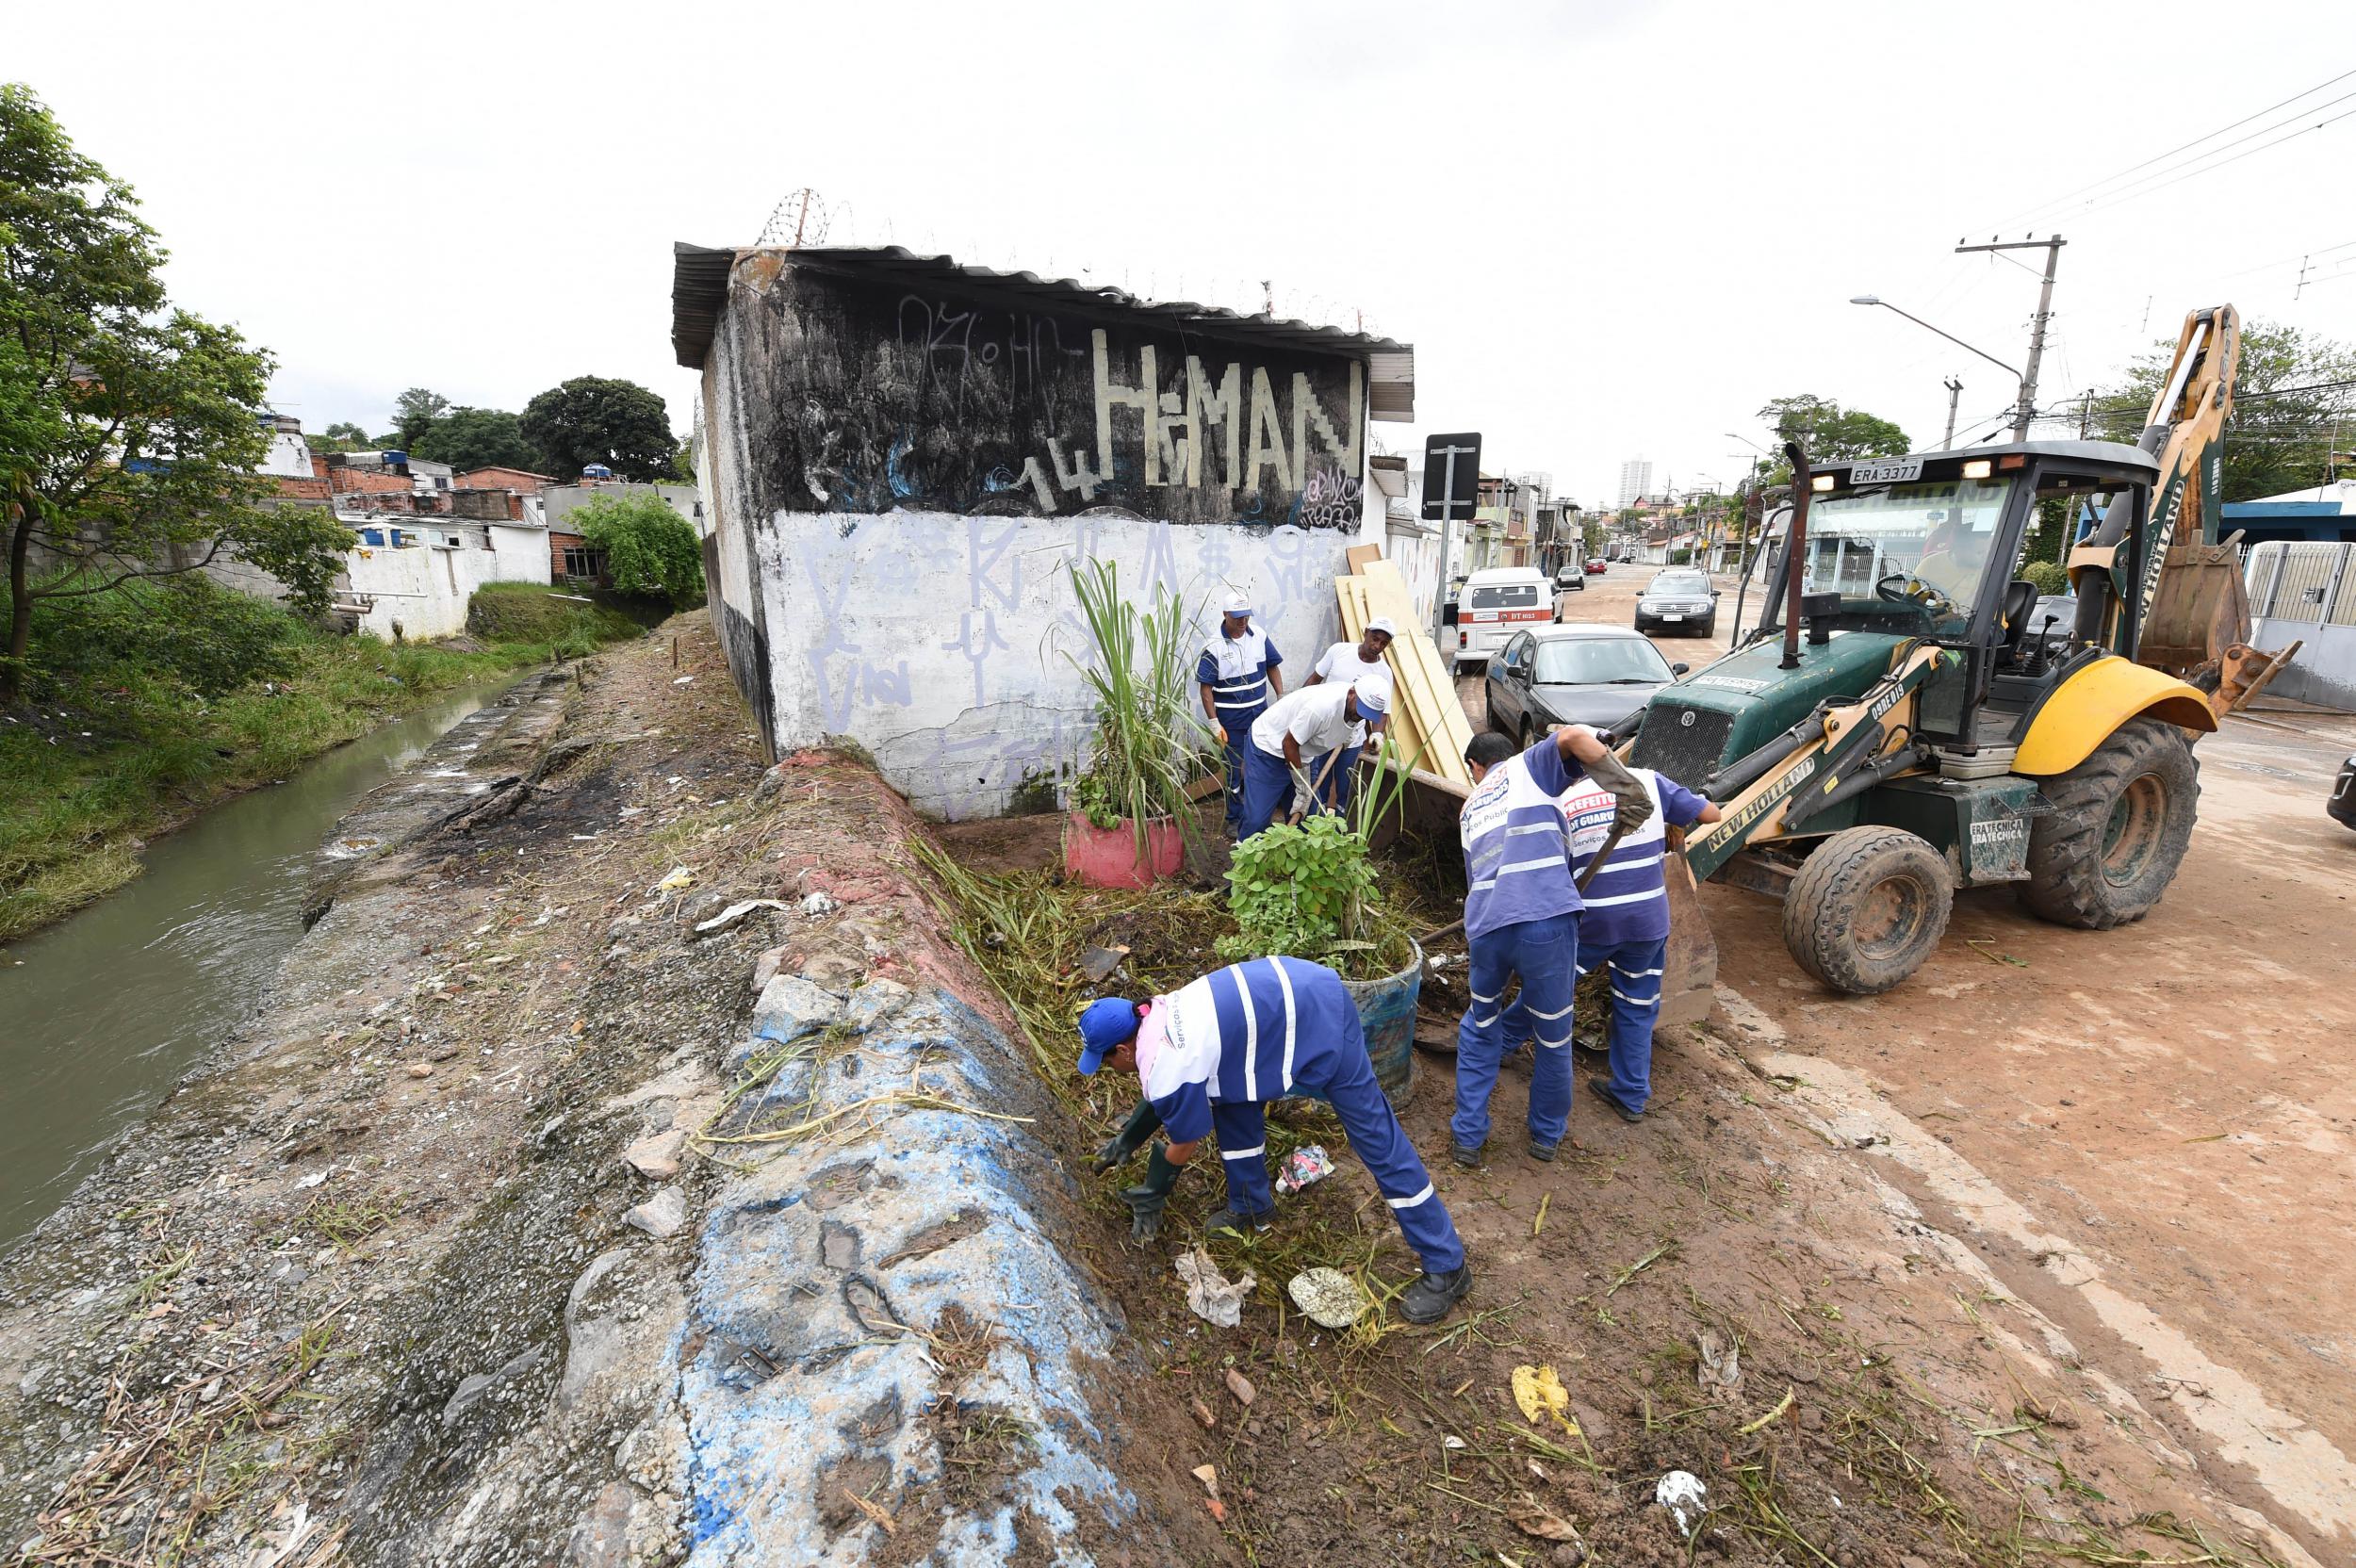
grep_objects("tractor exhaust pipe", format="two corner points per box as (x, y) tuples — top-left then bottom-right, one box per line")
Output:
(1781, 440), (1812, 671)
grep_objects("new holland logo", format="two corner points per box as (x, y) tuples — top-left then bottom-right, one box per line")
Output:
(1719, 753), (1817, 838)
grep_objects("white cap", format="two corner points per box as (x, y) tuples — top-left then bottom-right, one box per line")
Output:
(1366, 616), (1398, 638)
(1352, 684), (1387, 717)
(1222, 592), (1252, 616)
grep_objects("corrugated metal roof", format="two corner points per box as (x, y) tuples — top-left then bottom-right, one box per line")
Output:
(670, 242), (1414, 422)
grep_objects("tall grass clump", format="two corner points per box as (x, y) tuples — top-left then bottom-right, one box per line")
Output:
(1055, 559), (1211, 859)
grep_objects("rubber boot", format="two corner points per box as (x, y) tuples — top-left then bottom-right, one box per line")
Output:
(1398, 1265), (1474, 1324)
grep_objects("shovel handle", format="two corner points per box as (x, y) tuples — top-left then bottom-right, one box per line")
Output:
(1575, 824), (1628, 893)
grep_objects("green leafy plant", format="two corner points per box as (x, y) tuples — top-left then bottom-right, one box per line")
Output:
(571, 493), (705, 604)
(1056, 559), (1208, 861)
(1217, 730), (1421, 978)
(2020, 559), (2069, 596)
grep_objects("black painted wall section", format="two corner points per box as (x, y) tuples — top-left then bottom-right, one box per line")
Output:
(723, 258), (1368, 530)
(702, 531), (776, 759)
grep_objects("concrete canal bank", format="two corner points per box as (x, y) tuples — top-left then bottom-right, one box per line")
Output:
(0, 613), (1215, 1567)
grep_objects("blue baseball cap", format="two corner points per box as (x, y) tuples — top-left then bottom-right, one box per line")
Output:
(1353, 684), (1387, 717)
(1076, 997), (1141, 1074)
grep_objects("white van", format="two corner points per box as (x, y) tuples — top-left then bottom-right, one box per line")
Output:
(1451, 566), (1554, 669)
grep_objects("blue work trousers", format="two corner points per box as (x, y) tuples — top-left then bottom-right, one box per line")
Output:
(1219, 708), (1265, 836)
(1207, 1018), (1464, 1274)
(1587, 936), (1668, 1112)
(1452, 912), (1578, 1151)
(1237, 743), (1298, 841)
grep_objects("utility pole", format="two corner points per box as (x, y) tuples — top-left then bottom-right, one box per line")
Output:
(1942, 377), (1963, 448)
(1955, 234), (2065, 442)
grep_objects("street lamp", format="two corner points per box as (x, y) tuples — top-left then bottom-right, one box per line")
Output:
(1848, 296), (2024, 424)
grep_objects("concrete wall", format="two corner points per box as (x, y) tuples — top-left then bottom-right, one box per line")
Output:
(345, 531), (548, 641)
(745, 509), (1353, 818)
(693, 253), (1392, 813)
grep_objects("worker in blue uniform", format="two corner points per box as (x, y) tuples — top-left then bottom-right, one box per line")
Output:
(1452, 726), (1652, 1165)
(1197, 593), (1284, 839)
(1079, 956), (1472, 1324)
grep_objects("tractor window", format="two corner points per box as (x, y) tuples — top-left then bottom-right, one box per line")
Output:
(1792, 477), (2013, 638)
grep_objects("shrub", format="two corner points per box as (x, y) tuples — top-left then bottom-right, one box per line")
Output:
(1056, 559), (1208, 857)
(30, 576), (301, 698)
(466, 582), (646, 652)
(2020, 560), (2069, 596)
(571, 494), (705, 604)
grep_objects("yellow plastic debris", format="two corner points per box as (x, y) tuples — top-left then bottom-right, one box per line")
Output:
(1511, 1364), (1581, 1436)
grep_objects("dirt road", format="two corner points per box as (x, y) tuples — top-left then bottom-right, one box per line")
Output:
(1463, 571), (2356, 1560)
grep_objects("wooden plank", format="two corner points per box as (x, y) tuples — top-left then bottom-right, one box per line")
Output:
(1346, 543), (1385, 574)
(1360, 560), (1473, 782)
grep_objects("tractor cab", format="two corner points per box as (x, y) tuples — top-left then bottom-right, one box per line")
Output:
(1745, 440), (2163, 761)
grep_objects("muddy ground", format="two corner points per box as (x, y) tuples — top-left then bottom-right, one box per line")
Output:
(2, 596), (2344, 1567)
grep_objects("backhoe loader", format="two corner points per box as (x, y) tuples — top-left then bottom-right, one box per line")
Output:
(1628, 303), (2299, 1004)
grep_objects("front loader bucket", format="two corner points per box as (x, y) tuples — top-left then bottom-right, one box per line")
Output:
(1657, 857), (1720, 1026)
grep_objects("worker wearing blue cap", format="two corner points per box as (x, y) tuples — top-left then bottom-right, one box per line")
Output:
(1077, 956), (1472, 1325)
(1237, 682), (1386, 840)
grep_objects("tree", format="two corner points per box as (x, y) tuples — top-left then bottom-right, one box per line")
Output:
(389, 387), (450, 449)
(571, 493), (704, 604)
(2086, 318), (2356, 502)
(520, 376), (679, 482)
(305, 419), (371, 454)
(410, 406), (537, 473)
(1, 85), (350, 704)
(1757, 395), (1910, 462)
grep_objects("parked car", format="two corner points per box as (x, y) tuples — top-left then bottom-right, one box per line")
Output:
(1584, 558), (1608, 574)
(1554, 564), (1585, 594)
(1634, 568), (1718, 636)
(1484, 624), (1689, 744)
(2331, 754), (2356, 830)
(1452, 565), (1554, 669)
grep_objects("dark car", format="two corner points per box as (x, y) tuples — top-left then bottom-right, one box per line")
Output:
(2331, 754), (2356, 831)
(1485, 624), (1689, 744)
(1634, 568), (1718, 636)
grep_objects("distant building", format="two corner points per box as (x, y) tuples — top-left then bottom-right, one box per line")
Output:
(1618, 458), (1653, 508)
(455, 466), (560, 496)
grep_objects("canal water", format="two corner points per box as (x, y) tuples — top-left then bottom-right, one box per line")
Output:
(0, 678), (517, 1252)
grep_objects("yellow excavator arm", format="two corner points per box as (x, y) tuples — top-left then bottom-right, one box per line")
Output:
(2107, 304), (2299, 715)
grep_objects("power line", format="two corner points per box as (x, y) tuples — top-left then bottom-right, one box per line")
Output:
(2069, 101), (2356, 221)
(1979, 65), (2356, 230)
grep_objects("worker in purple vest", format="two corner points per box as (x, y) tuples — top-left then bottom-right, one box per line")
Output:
(1452, 726), (1652, 1165)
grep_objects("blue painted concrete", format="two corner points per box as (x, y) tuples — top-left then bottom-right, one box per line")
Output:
(677, 979), (1159, 1565)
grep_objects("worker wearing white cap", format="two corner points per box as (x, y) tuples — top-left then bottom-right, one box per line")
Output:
(1197, 591), (1284, 839)
(1241, 682), (1385, 838)
(1301, 616), (1398, 812)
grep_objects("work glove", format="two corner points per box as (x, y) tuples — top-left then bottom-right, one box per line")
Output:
(1091, 1100), (1164, 1174)
(1212, 725), (1228, 746)
(1580, 745), (1655, 834)
(1612, 790), (1654, 835)
(1120, 1145), (1185, 1242)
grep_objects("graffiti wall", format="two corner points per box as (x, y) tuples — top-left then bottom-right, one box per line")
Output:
(692, 253), (1383, 812)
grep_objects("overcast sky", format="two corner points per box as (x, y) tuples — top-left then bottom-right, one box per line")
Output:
(14, 1), (2354, 506)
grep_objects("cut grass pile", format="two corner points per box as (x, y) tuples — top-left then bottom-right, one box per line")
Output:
(0, 578), (646, 942)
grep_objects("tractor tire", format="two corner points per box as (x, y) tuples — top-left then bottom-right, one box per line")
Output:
(2019, 716), (2199, 929)
(1781, 826), (1954, 996)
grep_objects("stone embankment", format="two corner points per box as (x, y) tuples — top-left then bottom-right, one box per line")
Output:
(0, 613), (1217, 1567)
